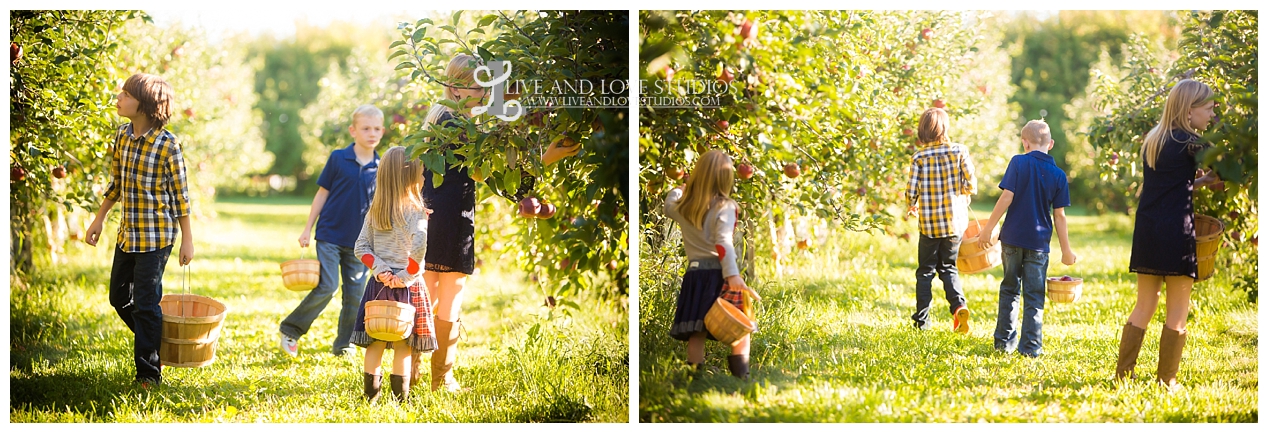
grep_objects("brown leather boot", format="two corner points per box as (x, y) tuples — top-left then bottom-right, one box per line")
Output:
(1157, 327), (1187, 389)
(390, 374), (409, 401)
(431, 318), (462, 392)
(363, 372), (382, 403)
(1115, 322), (1147, 381)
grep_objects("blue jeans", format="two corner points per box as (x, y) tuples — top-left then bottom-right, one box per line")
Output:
(994, 244), (1048, 356)
(279, 240), (369, 354)
(108, 244), (173, 381)
(912, 234), (966, 329)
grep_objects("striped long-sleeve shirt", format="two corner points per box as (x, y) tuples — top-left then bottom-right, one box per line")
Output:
(354, 208), (429, 287)
(104, 123), (192, 253)
(906, 142), (977, 238)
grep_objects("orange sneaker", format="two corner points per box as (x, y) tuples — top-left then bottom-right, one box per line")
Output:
(953, 306), (970, 334)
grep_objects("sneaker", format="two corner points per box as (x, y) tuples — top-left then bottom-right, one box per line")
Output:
(953, 306), (970, 334)
(280, 333), (299, 356)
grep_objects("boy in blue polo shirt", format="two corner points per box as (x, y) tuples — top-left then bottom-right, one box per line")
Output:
(978, 119), (1079, 357)
(280, 105), (384, 357)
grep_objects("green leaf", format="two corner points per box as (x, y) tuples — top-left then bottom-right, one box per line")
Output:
(395, 61), (414, 71)
(477, 14), (498, 27)
(389, 40), (406, 49)
(389, 49), (410, 61)
(431, 172), (444, 187)
(411, 26), (428, 43)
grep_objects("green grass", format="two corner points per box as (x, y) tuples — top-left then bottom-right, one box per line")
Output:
(10, 196), (628, 422)
(639, 208), (1257, 422)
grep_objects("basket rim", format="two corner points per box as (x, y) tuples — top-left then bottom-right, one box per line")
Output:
(160, 294), (229, 322)
(710, 298), (756, 330)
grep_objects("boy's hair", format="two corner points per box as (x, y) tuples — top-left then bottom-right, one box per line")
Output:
(917, 108), (950, 146)
(367, 146), (427, 231)
(677, 149), (735, 230)
(351, 104), (384, 126)
(424, 54), (481, 127)
(1021, 120), (1052, 148)
(122, 73), (174, 130)
(1143, 79), (1214, 169)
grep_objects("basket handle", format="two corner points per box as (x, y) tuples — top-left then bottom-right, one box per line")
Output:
(719, 284), (757, 319)
(180, 264), (192, 316)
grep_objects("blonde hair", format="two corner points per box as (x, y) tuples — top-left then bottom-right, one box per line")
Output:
(366, 147), (427, 231)
(677, 150), (735, 229)
(424, 54), (481, 127)
(917, 108), (950, 146)
(351, 104), (384, 126)
(1142, 79), (1214, 169)
(122, 73), (174, 130)
(1021, 119), (1051, 148)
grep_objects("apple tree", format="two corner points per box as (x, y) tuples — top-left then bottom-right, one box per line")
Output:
(638, 10), (1018, 279)
(1086, 10), (1257, 302)
(390, 11), (629, 303)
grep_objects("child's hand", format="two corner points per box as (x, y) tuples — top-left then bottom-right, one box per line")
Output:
(179, 241), (195, 266)
(726, 275), (761, 302)
(298, 231), (311, 248)
(376, 271), (396, 285)
(1195, 169), (1224, 191)
(905, 206), (917, 219)
(1061, 250), (1079, 266)
(977, 235), (994, 251)
(84, 219), (103, 247)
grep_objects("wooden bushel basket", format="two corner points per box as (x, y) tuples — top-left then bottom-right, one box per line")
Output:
(704, 292), (756, 346)
(159, 293), (228, 368)
(1194, 214), (1224, 282)
(1046, 277), (1083, 303)
(280, 259), (320, 291)
(364, 300), (415, 342)
(958, 219), (1001, 274)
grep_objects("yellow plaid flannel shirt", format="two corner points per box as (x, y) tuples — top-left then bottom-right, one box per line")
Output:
(906, 142), (977, 238)
(103, 124), (191, 253)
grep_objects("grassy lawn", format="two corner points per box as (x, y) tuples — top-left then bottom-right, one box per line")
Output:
(639, 206), (1257, 422)
(10, 196), (628, 422)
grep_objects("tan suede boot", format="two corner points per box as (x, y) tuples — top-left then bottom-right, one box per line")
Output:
(1157, 327), (1187, 389)
(431, 318), (462, 392)
(1115, 322), (1148, 381)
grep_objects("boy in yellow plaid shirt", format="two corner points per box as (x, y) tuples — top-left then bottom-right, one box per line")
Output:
(84, 73), (193, 388)
(905, 107), (977, 333)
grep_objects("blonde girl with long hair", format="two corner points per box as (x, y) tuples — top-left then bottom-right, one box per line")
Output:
(663, 149), (762, 379)
(351, 146), (435, 402)
(1114, 78), (1222, 388)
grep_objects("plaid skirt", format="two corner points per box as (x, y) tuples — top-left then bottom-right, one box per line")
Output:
(351, 277), (437, 352)
(669, 260), (750, 341)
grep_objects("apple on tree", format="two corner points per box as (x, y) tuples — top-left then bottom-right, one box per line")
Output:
(783, 162), (800, 179)
(736, 163), (754, 180)
(52, 166), (67, 179)
(536, 203), (556, 219)
(519, 197), (540, 218)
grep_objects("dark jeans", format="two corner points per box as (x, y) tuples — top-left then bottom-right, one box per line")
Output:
(912, 234), (966, 329)
(994, 244), (1049, 356)
(279, 240), (368, 354)
(108, 244), (173, 381)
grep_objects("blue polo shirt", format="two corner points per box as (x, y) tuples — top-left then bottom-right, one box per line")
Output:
(998, 151), (1070, 253)
(314, 143), (379, 248)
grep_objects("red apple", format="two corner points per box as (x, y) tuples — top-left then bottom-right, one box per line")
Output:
(900, 233), (911, 241)
(664, 66), (675, 82)
(171, 45), (185, 58)
(519, 197), (540, 218)
(901, 64), (911, 71)
(921, 28), (933, 40)
(1231, 231), (1243, 242)
(558, 258), (571, 270)
(393, 114), (406, 125)
(797, 239), (809, 250)
(536, 203), (556, 219)
(1252, 235), (1258, 247)
(902, 128), (914, 136)
(1228, 210), (1240, 220)
(1109, 153), (1119, 165)
(856, 187), (867, 196)
(11, 42), (21, 65)
(716, 120), (729, 131)
(11, 166), (27, 182)
(740, 19), (758, 43)
(51, 166), (67, 179)
(413, 103), (427, 112)
(183, 108), (195, 118)
(737, 163), (755, 180)
(719, 68), (734, 85)
(892, 86), (903, 95)
(666, 167), (685, 180)
(1060, 276), (1074, 281)
(783, 163), (800, 179)
(932, 99), (946, 109)
(607, 260), (619, 271)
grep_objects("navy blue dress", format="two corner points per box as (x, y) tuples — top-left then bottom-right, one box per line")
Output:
(422, 111), (477, 274)
(1129, 129), (1209, 279)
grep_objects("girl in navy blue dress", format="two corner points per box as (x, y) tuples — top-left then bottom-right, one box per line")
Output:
(1114, 79), (1223, 388)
